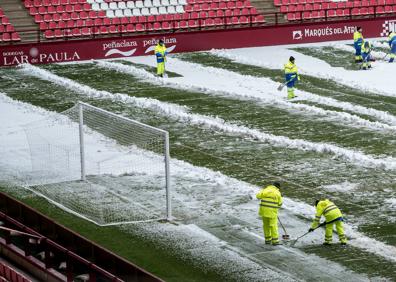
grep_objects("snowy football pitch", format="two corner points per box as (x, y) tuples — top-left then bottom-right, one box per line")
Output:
(0, 40), (395, 281)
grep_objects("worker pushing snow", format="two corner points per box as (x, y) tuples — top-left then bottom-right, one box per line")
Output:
(256, 182), (283, 245)
(308, 199), (347, 245)
(388, 31), (396, 63)
(353, 26), (364, 63)
(361, 41), (372, 70)
(283, 56), (300, 100)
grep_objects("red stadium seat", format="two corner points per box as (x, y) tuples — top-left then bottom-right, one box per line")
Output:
(302, 10), (311, 18)
(287, 12), (295, 20)
(56, 5), (65, 13)
(188, 19), (198, 27)
(38, 6), (46, 14)
(162, 21), (172, 29)
(327, 9), (336, 17)
(48, 21), (57, 29)
(48, 6), (56, 13)
(43, 14), (52, 21)
(153, 22), (161, 30)
(65, 5), (74, 13)
(126, 23), (135, 32)
(212, 17), (221, 25)
(55, 29), (64, 37)
(11, 32), (21, 41)
(253, 14), (265, 22)
(239, 15), (249, 23)
(280, 5), (288, 12)
(80, 11), (88, 19)
(99, 25), (108, 34)
(218, 2), (227, 9)
(25, 0), (34, 8)
(34, 14), (43, 22)
(244, 0), (253, 7)
(136, 23), (145, 31)
(360, 7), (369, 14)
(44, 29), (54, 38)
(58, 20), (66, 28)
(30, 7), (38, 15)
(109, 25), (118, 33)
(250, 7), (258, 14)
(39, 22), (48, 29)
(305, 3), (313, 10)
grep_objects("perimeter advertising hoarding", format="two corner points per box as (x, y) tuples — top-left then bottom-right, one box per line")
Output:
(0, 17), (394, 66)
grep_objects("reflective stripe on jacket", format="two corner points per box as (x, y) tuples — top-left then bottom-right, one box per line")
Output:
(256, 185), (282, 218)
(311, 199), (342, 229)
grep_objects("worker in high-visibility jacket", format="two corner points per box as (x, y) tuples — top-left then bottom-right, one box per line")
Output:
(388, 31), (396, 63)
(284, 56), (300, 100)
(353, 26), (364, 63)
(256, 182), (283, 245)
(154, 39), (167, 77)
(361, 41), (372, 70)
(309, 199), (347, 245)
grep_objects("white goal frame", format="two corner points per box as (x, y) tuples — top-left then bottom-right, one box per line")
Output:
(77, 101), (172, 221)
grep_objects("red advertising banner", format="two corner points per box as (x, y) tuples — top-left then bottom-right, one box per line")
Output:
(0, 16), (395, 66)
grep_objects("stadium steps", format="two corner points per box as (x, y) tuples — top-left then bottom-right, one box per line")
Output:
(249, 0), (286, 24)
(0, 0), (38, 42)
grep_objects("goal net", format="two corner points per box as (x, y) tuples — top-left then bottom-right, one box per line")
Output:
(3, 102), (171, 226)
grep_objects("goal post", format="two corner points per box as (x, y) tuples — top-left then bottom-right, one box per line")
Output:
(18, 101), (172, 225)
(77, 101), (172, 221)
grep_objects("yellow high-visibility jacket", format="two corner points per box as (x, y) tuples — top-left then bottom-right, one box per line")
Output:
(256, 185), (282, 218)
(311, 199), (342, 229)
(362, 41), (372, 54)
(284, 61), (298, 74)
(154, 44), (167, 63)
(353, 31), (364, 43)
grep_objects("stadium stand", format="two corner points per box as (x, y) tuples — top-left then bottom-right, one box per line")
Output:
(0, 192), (163, 282)
(0, 7), (21, 42)
(21, 0), (265, 39)
(274, 0), (396, 21)
(0, 262), (32, 282)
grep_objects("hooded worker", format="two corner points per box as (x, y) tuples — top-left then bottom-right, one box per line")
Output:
(361, 41), (372, 70)
(283, 56), (300, 100)
(256, 182), (283, 245)
(154, 39), (167, 77)
(309, 199), (347, 245)
(388, 31), (396, 63)
(353, 26), (364, 63)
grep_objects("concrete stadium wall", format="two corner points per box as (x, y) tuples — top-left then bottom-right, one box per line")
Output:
(0, 16), (395, 66)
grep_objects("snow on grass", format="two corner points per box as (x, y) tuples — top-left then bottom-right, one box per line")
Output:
(115, 56), (396, 128)
(384, 198), (396, 209)
(19, 64), (396, 171)
(1, 92), (396, 267)
(211, 44), (396, 98)
(320, 181), (360, 192)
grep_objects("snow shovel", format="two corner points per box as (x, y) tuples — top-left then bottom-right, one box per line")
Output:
(277, 77), (297, 91)
(290, 217), (342, 247)
(278, 217), (290, 240)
